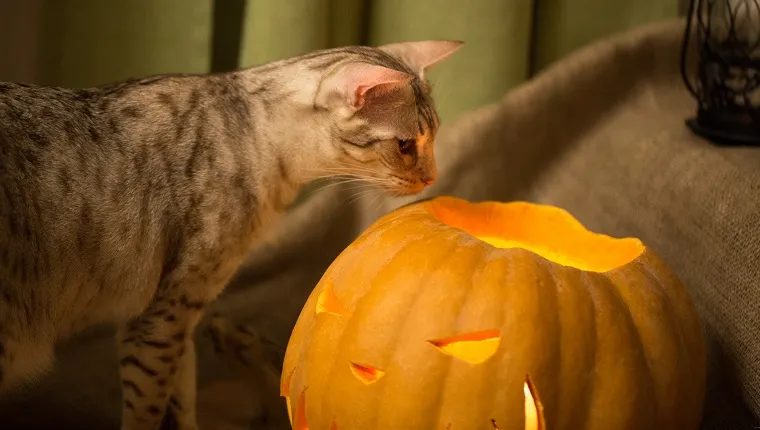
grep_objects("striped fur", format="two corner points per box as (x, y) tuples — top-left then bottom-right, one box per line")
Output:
(0, 40), (461, 429)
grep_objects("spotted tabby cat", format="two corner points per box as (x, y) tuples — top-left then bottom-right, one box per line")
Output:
(0, 40), (461, 429)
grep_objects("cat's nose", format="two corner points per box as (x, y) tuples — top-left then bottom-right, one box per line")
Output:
(421, 167), (437, 186)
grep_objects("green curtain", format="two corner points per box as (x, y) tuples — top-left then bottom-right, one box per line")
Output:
(237, 0), (534, 122)
(38, 0), (212, 88)
(531, 0), (681, 71)
(6, 0), (681, 122)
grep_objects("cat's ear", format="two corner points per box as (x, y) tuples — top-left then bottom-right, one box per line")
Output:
(378, 40), (463, 79)
(316, 62), (414, 112)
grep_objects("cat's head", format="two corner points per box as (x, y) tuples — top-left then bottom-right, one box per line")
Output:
(313, 40), (462, 196)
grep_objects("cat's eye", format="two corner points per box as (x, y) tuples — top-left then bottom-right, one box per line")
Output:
(398, 139), (415, 154)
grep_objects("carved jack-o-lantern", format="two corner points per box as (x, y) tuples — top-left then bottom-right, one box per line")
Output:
(281, 196), (706, 430)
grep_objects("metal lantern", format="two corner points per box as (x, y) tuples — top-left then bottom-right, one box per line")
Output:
(681, 0), (760, 145)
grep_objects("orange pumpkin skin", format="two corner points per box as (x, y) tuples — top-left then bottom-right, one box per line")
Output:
(281, 196), (706, 430)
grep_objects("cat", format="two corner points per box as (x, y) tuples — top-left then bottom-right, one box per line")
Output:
(0, 40), (461, 429)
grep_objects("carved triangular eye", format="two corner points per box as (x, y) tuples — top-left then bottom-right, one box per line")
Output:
(316, 280), (350, 317)
(349, 362), (386, 384)
(428, 329), (501, 364)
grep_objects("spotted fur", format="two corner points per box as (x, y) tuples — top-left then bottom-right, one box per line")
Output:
(0, 40), (461, 429)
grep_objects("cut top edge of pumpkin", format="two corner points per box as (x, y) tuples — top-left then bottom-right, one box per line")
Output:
(416, 196), (645, 273)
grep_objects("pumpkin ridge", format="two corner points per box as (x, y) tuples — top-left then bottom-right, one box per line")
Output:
(380, 237), (468, 428)
(374, 237), (480, 429)
(333, 230), (455, 429)
(599, 272), (659, 416)
(583, 270), (658, 427)
(318, 221), (432, 424)
(479, 257), (513, 429)
(572, 269), (599, 430)
(631, 254), (696, 427)
(428, 243), (488, 430)
(528, 257), (561, 428)
(326, 211), (426, 280)
(542, 262), (590, 429)
(604, 267), (665, 422)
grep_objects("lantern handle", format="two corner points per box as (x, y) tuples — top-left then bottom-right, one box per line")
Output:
(681, 0), (700, 98)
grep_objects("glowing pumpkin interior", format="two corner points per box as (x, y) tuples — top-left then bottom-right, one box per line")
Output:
(425, 198), (644, 272)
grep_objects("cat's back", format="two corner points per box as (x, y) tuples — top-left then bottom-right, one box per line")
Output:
(0, 81), (95, 136)
(0, 80), (173, 331)
(0, 82), (102, 184)
(0, 81), (100, 210)
(0, 82), (99, 276)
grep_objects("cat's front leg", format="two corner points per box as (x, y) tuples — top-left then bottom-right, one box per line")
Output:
(117, 295), (205, 430)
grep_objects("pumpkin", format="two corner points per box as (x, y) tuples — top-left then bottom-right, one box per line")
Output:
(281, 196), (706, 430)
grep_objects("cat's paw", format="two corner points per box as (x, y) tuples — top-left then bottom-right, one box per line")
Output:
(206, 314), (264, 359)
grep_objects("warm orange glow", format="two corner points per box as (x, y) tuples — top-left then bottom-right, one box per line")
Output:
(294, 390), (309, 430)
(524, 375), (546, 430)
(330, 421), (338, 430)
(349, 362), (386, 384)
(429, 329), (501, 364)
(316, 280), (350, 317)
(281, 368), (295, 426)
(286, 396), (293, 427)
(425, 197), (644, 273)
(478, 235), (603, 271)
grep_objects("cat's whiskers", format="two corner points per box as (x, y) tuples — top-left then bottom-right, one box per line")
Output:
(366, 191), (387, 215)
(309, 166), (384, 180)
(328, 173), (394, 190)
(318, 179), (372, 193)
(313, 174), (391, 191)
(302, 163), (417, 218)
(299, 156), (403, 193)
(299, 174), (382, 214)
(344, 187), (379, 208)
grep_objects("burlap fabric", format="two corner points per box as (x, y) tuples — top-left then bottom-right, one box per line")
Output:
(0, 18), (757, 430)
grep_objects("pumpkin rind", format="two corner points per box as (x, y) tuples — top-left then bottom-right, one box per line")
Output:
(281, 196), (706, 430)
